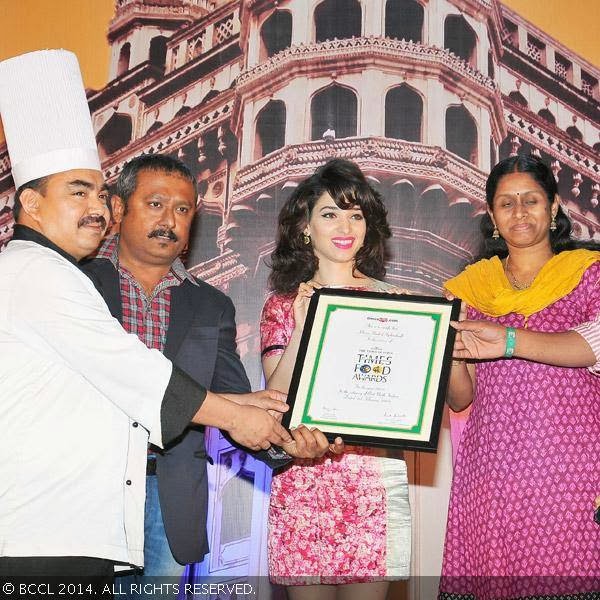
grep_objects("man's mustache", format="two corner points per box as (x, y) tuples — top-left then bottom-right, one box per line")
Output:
(78, 215), (107, 229)
(148, 228), (178, 242)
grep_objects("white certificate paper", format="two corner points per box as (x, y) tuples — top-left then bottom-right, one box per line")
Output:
(307, 308), (437, 430)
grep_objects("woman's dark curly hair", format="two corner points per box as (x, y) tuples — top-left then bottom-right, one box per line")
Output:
(479, 155), (598, 259)
(269, 158), (391, 293)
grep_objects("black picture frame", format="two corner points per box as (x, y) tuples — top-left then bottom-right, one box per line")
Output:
(282, 288), (461, 452)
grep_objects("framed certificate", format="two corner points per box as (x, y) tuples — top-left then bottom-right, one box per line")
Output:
(283, 289), (461, 451)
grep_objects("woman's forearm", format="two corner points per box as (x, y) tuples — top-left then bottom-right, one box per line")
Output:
(446, 361), (474, 412)
(263, 328), (303, 393)
(513, 329), (596, 367)
(453, 320), (598, 367)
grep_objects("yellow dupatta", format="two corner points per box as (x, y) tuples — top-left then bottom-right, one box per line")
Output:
(444, 249), (600, 318)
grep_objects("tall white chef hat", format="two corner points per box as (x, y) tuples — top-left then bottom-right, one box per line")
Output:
(0, 49), (101, 189)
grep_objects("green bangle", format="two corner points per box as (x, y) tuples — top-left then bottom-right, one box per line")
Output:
(504, 327), (517, 358)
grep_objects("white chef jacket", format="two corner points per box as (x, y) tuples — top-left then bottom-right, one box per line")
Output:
(0, 235), (187, 568)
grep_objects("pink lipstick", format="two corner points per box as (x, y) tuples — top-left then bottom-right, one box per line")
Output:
(331, 237), (355, 249)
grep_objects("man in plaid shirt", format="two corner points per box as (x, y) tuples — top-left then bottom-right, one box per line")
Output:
(82, 154), (337, 591)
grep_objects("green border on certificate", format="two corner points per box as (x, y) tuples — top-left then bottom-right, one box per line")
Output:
(302, 305), (442, 434)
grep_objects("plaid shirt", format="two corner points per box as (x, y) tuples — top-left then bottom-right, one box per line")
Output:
(95, 234), (198, 352)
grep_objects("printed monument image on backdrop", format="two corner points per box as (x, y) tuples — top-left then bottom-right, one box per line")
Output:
(0, 0), (598, 598)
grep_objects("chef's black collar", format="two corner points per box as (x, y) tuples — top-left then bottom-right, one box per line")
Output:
(11, 224), (80, 267)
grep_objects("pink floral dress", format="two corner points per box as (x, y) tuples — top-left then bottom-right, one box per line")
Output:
(260, 288), (411, 585)
(440, 263), (600, 600)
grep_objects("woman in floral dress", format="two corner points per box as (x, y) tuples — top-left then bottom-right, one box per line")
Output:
(439, 155), (600, 600)
(260, 159), (411, 600)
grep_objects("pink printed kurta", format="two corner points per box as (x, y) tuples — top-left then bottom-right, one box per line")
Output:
(260, 292), (411, 585)
(440, 263), (600, 600)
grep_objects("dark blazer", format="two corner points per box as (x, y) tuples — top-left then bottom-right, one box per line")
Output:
(82, 257), (251, 565)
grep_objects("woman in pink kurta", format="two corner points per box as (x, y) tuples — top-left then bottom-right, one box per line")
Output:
(439, 155), (600, 600)
(260, 159), (411, 600)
